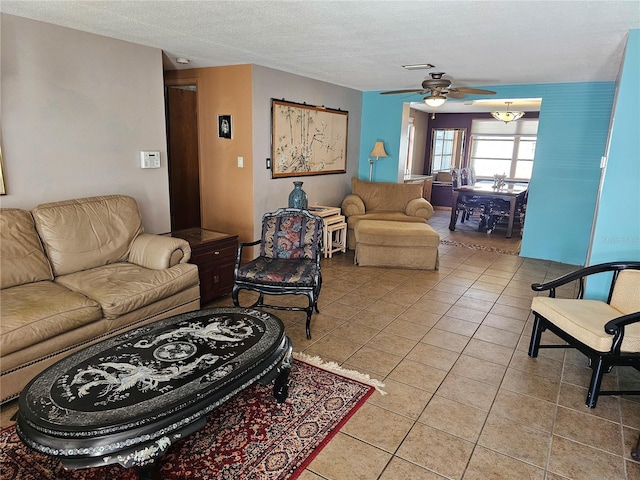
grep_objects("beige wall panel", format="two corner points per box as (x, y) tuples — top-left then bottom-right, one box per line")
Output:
(0, 14), (170, 233)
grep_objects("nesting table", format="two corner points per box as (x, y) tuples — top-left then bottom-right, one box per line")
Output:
(309, 205), (347, 258)
(16, 307), (292, 476)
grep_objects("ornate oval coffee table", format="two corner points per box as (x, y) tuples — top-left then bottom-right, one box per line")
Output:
(16, 307), (292, 476)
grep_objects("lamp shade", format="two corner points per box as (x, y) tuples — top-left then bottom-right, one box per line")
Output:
(369, 141), (388, 158)
(424, 95), (447, 107)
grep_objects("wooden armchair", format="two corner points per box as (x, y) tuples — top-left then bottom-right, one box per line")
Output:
(528, 261), (640, 407)
(232, 208), (323, 339)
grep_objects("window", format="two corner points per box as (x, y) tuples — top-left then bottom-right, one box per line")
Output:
(469, 119), (538, 180)
(430, 128), (466, 173)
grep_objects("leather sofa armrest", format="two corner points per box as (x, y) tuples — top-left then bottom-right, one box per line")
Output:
(129, 233), (192, 269)
(342, 194), (365, 217)
(405, 198), (434, 220)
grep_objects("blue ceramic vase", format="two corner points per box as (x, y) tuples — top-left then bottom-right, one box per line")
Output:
(288, 181), (308, 209)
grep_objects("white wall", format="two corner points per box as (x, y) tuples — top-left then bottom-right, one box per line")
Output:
(251, 65), (362, 239)
(0, 14), (170, 233)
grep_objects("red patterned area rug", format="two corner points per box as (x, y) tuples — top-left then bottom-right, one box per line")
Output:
(0, 359), (375, 480)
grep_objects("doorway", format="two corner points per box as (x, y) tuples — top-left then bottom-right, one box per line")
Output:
(165, 84), (201, 231)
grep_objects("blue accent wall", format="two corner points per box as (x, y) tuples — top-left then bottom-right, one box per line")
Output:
(360, 94), (405, 181)
(586, 29), (640, 299)
(361, 83), (615, 266)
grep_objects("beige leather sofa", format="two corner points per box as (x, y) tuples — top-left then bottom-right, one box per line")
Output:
(0, 195), (200, 403)
(341, 177), (435, 249)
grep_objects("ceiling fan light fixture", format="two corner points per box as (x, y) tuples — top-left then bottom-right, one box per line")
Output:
(424, 95), (447, 107)
(491, 102), (525, 123)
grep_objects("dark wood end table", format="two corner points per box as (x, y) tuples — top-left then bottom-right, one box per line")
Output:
(169, 228), (238, 304)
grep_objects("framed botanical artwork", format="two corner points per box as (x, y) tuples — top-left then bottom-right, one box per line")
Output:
(271, 99), (348, 178)
(218, 115), (232, 139)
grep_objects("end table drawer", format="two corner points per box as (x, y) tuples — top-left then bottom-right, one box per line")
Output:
(192, 245), (236, 264)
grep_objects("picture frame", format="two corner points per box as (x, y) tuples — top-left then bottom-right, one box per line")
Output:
(271, 99), (348, 178)
(218, 115), (232, 139)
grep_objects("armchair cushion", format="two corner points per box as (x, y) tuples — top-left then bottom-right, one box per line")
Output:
(351, 177), (426, 214)
(611, 270), (640, 314)
(261, 211), (321, 259)
(236, 257), (317, 286)
(531, 297), (640, 352)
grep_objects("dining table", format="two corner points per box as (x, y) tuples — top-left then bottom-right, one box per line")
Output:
(449, 182), (528, 238)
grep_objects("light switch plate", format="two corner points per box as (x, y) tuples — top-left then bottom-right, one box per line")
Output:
(140, 151), (161, 169)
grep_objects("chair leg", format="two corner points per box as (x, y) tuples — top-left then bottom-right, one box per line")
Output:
(231, 285), (240, 307)
(586, 356), (606, 408)
(314, 276), (322, 314)
(305, 309), (313, 340)
(528, 314), (545, 358)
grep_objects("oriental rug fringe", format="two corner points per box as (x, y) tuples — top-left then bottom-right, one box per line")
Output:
(0, 359), (376, 480)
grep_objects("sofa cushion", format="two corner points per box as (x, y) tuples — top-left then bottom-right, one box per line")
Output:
(0, 209), (53, 289)
(0, 281), (103, 356)
(351, 177), (423, 212)
(32, 195), (144, 276)
(56, 262), (199, 318)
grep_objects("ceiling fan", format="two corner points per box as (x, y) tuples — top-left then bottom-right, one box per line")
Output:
(380, 72), (496, 107)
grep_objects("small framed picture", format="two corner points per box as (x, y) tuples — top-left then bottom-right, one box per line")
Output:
(218, 115), (232, 139)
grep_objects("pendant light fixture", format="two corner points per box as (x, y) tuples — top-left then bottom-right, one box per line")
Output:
(491, 102), (525, 123)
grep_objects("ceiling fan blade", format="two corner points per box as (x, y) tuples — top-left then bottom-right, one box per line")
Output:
(380, 89), (427, 95)
(446, 90), (465, 99)
(452, 87), (496, 95)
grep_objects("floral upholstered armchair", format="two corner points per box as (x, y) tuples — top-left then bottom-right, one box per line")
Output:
(232, 208), (323, 339)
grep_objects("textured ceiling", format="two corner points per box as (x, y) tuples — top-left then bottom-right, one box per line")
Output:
(2, 0), (639, 95)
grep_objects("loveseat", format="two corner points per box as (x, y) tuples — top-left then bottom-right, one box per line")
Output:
(0, 195), (200, 403)
(341, 177), (435, 249)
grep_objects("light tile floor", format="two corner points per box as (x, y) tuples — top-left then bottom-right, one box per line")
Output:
(3, 211), (639, 479)
(216, 210), (640, 480)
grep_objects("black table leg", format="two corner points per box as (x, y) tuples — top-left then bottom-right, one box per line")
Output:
(137, 464), (155, 480)
(273, 366), (290, 403)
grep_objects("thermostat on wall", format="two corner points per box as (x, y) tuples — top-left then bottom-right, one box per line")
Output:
(140, 151), (161, 169)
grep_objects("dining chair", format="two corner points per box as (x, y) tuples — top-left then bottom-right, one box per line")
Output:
(452, 167), (488, 227)
(484, 188), (528, 235)
(232, 208), (323, 339)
